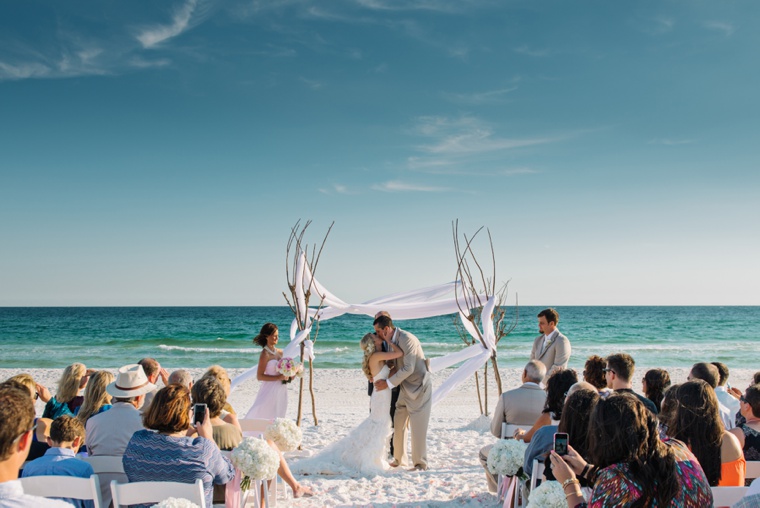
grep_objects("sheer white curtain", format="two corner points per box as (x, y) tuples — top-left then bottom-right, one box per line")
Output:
(231, 253), (498, 407)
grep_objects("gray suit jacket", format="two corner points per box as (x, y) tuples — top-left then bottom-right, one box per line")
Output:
(531, 330), (571, 383)
(387, 328), (431, 403)
(490, 382), (547, 437)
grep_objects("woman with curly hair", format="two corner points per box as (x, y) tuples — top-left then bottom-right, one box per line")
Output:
(642, 368), (671, 410)
(583, 355), (610, 397)
(514, 368), (578, 443)
(551, 392), (713, 507)
(668, 380), (745, 486)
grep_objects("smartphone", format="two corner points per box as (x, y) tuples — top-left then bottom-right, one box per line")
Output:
(193, 403), (207, 425)
(553, 432), (569, 456)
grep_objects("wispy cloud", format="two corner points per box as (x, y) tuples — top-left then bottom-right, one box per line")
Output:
(648, 138), (695, 146)
(703, 21), (736, 37)
(129, 57), (172, 68)
(253, 44), (297, 58)
(514, 45), (549, 57)
(406, 158), (540, 176)
(369, 62), (388, 73)
(0, 39), (110, 81)
(413, 115), (556, 155)
(318, 184), (354, 194)
(654, 17), (675, 33)
(299, 76), (324, 89)
(135, 0), (201, 48)
(371, 180), (454, 192)
(442, 86), (518, 104)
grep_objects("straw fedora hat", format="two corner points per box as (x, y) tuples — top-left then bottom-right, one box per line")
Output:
(106, 364), (156, 398)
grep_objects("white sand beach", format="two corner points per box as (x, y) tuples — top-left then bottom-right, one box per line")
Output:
(5, 366), (756, 507)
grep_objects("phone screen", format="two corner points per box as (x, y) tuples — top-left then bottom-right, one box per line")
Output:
(193, 403), (207, 425)
(553, 432), (568, 456)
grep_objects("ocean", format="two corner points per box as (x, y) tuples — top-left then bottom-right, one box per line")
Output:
(0, 306), (757, 371)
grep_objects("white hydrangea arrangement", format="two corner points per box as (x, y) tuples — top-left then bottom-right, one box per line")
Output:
(487, 439), (528, 478)
(150, 498), (200, 508)
(264, 418), (302, 452)
(526, 480), (565, 508)
(231, 437), (280, 491)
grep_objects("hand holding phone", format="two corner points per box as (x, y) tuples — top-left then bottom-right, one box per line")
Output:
(553, 432), (569, 456)
(193, 403), (207, 425)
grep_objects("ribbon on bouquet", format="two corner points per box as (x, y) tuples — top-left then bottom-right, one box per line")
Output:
(499, 475), (518, 508)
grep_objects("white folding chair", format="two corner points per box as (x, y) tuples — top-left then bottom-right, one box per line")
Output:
(20, 474), (102, 508)
(504, 423), (532, 438)
(711, 486), (748, 507)
(746, 461), (760, 480)
(237, 419), (279, 506)
(110, 479), (206, 508)
(81, 455), (125, 474)
(530, 458), (545, 492)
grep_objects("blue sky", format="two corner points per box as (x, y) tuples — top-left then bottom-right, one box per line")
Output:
(1, 0), (758, 306)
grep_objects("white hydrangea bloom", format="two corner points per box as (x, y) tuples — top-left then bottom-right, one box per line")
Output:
(264, 418), (302, 452)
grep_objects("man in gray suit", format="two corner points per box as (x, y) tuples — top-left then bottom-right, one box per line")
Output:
(478, 360), (547, 492)
(530, 308), (571, 383)
(373, 314), (432, 471)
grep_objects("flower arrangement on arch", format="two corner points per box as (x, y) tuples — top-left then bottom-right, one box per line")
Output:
(264, 417), (302, 452)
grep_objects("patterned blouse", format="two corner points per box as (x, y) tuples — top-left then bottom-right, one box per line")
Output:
(574, 439), (712, 508)
(123, 430), (235, 508)
(738, 424), (760, 461)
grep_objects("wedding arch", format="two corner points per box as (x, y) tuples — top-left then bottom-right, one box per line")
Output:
(230, 222), (509, 415)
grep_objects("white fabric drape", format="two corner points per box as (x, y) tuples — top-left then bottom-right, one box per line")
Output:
(231, 252), (499, 407)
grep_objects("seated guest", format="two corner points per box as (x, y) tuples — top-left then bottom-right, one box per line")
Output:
(75, 371), (114, 425)
(514, 369), (578, 443)
(728, 384), (760, 461)
(0, 385), (70, 507)
(190, 376), (313, 500)
(687, 362), (734, 429)
(3, 376), (53, 461)
(604, 353), (658, 414)
(168, 369), (194, 389)
(524, 385), (599, 483)
(22, 415), (94, 508)
(582, 356), (610, 398)
(550, 393), (713, 507)
(657, 384), (680, 439)
(202, 365), (237, 416)
(712, 362), (741, 420)
(43, 363), (93, 419)
(667, 380), (745, 486)
(123, 384), (235, 508)
(730, 372), (760, 426)
(478, 360), (547, 492)
(642, 368), (670, 411)
(86, 364), (153, 507)
(137, 358), (169, 413)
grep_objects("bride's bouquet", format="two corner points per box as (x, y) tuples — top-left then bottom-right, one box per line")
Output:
(276, 357), (303, 384)
(526, 480), (565, 508)
(150, 499), (200, 508)
(230, 437), (280, 491)
(487, 439), (528, 479)
(264, 418), (302, 452)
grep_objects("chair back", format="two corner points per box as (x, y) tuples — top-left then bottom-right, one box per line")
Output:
(710, 486), (748, 507)
(81, 455), (125, 474)
(746, 460), (760, 480)
(110, 479), (206, 508)
(239, 418), (274, 438)
(20, 474), (102, 508)
(530, 458), (545, 492)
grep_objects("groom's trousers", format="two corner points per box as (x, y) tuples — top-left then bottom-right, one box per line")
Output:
(393, 381), (432, 469)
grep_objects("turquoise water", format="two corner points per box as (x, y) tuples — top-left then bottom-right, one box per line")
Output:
(0, 306), (758, 370)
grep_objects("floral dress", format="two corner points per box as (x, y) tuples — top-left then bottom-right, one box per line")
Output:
(574, 439), (712, 507)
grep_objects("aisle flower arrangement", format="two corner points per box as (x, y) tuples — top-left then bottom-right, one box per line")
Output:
(264, 417), (302, 452)
(231, 437), (280, 491)
(526, 480), (565, 508)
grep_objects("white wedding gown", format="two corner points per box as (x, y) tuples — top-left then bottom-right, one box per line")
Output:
(291, 365), (393, 476)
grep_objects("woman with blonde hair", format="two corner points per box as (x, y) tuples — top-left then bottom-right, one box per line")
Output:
(202, 364), (236, 415)
(42, 363), (92, 419)
(292, 332), (402, 475)
(76, 370), (115, 424)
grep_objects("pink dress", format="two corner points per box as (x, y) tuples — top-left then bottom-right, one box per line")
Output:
(245, 359), (288, 419)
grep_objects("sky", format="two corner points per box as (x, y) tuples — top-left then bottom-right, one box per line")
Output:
(1, 0), (758, 306)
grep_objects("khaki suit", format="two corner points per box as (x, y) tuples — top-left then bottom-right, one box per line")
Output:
(530, 330), (571, 383)
(387, 327), (432, 469)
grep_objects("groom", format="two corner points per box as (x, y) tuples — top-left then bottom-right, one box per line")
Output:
(373, 314), (432, 471)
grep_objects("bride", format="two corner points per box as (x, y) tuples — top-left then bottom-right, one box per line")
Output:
(292, 332), (403, 476)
